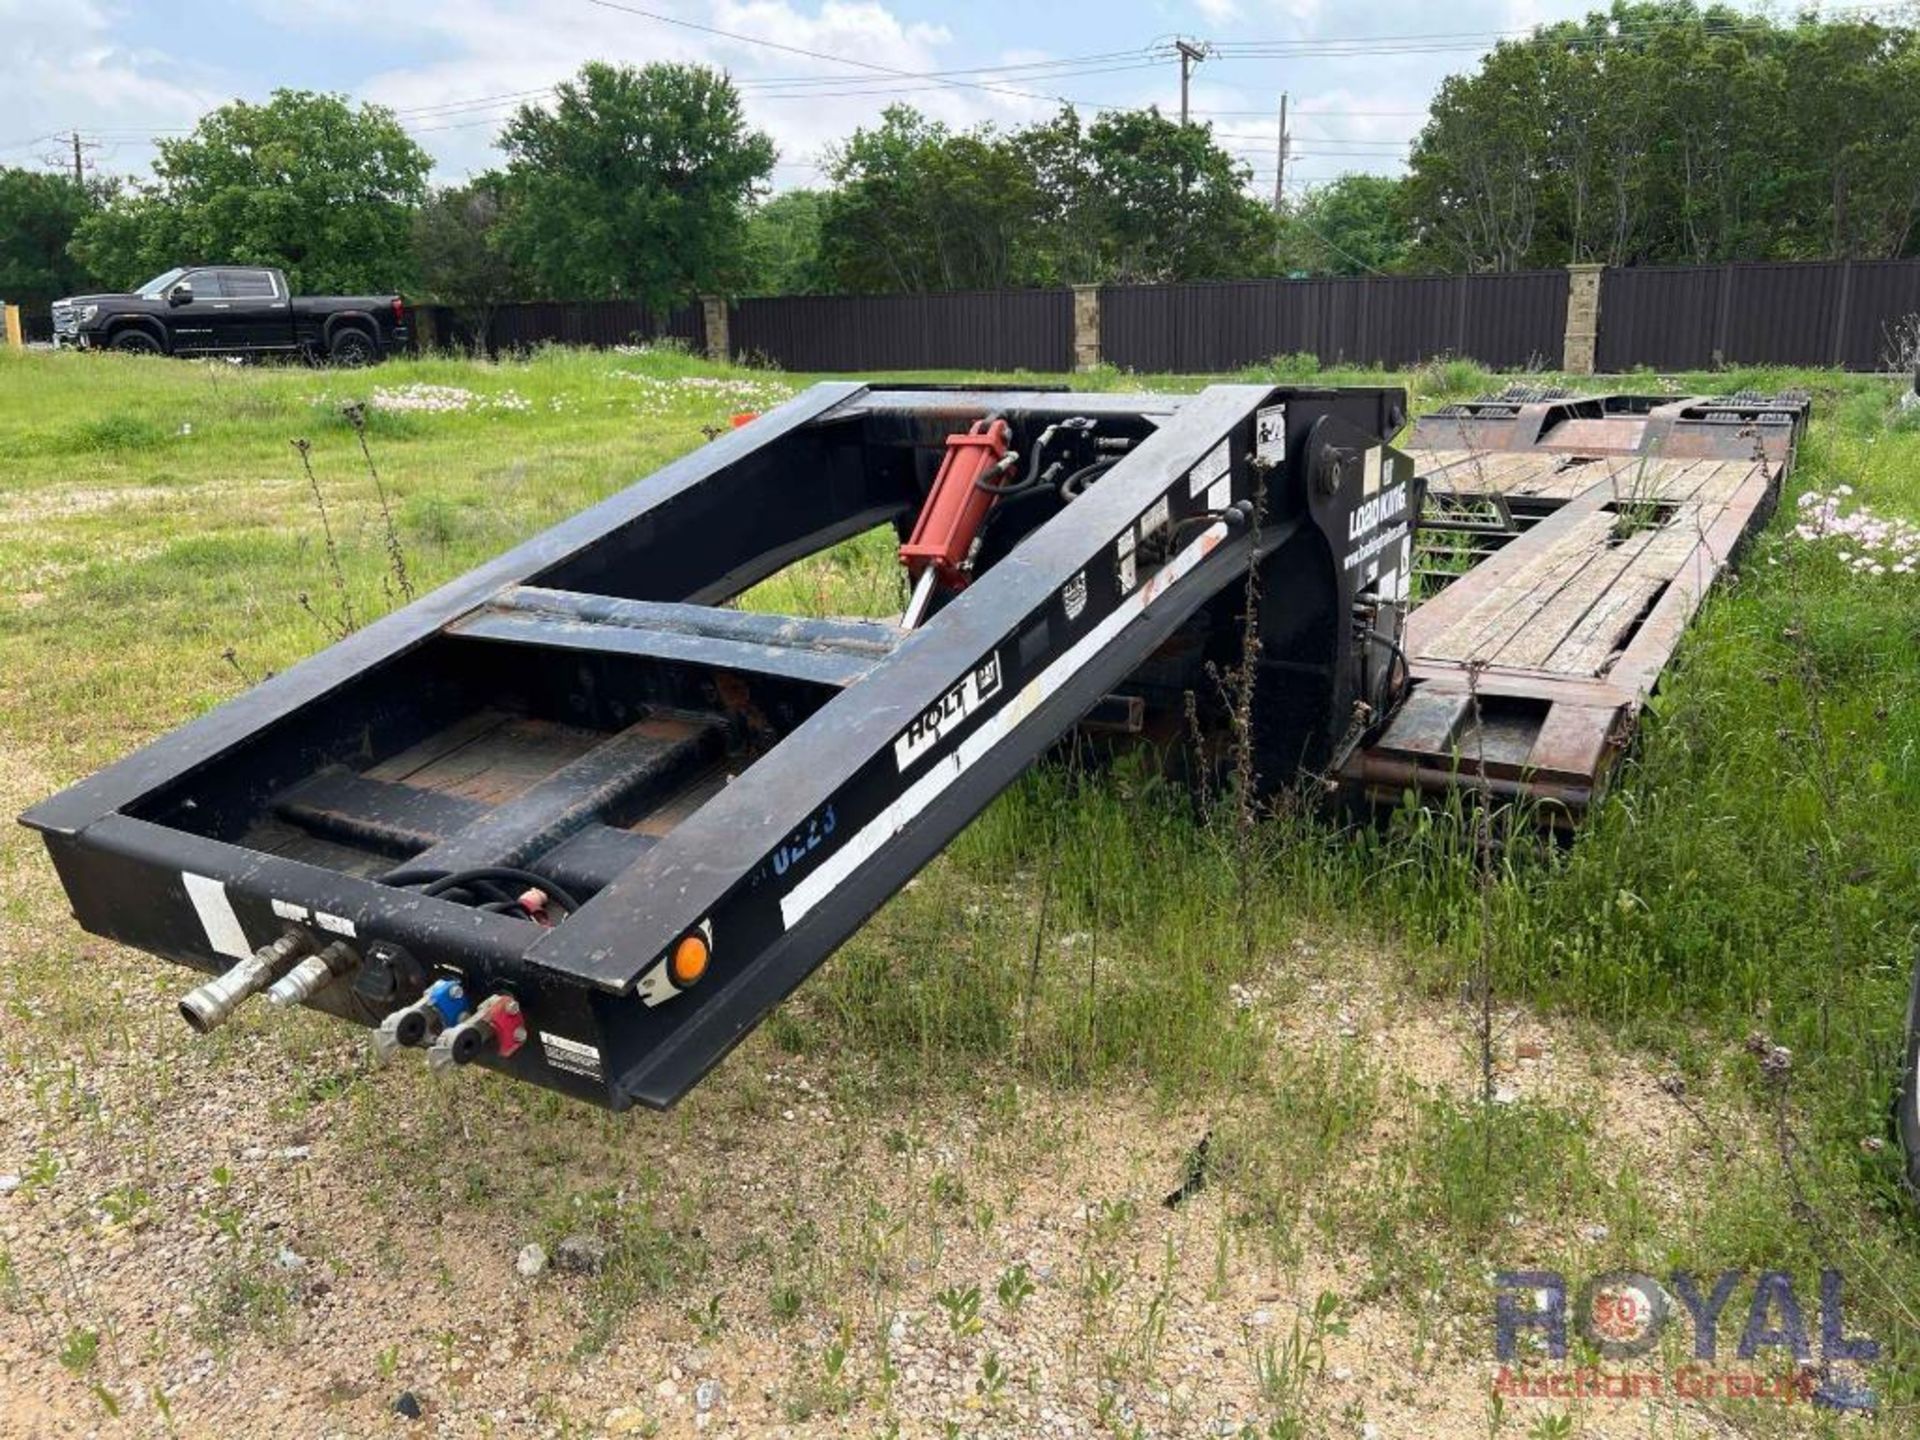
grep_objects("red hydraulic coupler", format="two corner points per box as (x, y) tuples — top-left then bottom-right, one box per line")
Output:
(899, 418), (1014, 626)
(426, 992), (529, 1071)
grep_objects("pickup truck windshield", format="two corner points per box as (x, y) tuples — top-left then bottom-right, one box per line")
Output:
(133, 269), (188, 299)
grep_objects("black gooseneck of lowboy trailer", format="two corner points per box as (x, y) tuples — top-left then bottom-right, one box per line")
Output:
(21, 383), (1418, 1110)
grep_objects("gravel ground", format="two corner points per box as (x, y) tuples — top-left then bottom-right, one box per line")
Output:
(0, 729), (1760, 1440)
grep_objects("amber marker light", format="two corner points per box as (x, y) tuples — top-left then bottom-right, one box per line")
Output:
(670, 933), (711, 986)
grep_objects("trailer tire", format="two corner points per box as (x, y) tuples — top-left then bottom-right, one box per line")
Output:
(328, 326), (377, 367)
(1899, 951), (1920, 1198)
(110, 327), (162, 356)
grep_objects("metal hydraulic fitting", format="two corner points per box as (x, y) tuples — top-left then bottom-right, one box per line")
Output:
(371, 977), (470, 1062)
(426, 993), (528, 1072)
(264, 939), (358, 1009)
(178, 931), (310, 1034)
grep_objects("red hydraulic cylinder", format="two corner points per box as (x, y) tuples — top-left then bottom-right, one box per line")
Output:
(899, 418), (1013, 593)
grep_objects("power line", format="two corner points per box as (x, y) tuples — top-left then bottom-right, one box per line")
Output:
(579, 0), (1154, 109)
(1202, 1), (1903, 59)
(743, 60), (1170, 98)
(741, 48), (1168, 87)
(1195, 107), (1431, 117)
(1280, 207), (1389, 273)
(385, 47), (1174, 123)
(1218, 131), (1409, 146)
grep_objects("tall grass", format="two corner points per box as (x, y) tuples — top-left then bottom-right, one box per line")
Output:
(5, 347), (1919, 1414)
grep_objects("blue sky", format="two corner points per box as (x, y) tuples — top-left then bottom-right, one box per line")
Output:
(0, 0), (1802, 197)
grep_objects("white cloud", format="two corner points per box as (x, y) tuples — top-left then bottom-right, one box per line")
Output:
(0, 1), (227, 175)
(288, 0), (1029, 187)
(4, 0), (1647, 199)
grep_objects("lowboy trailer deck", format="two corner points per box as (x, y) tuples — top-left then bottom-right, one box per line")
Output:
(22, 382), (1418, 1110)
(1347, 388), (1807, 815)
(20, 380), (1810, 1113)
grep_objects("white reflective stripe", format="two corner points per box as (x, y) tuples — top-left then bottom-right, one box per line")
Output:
(780, 521), (1231, 929)
(182, 872), (251, 960)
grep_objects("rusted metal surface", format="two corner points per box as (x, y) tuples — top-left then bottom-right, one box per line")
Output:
(1347, 389), (1808, 815)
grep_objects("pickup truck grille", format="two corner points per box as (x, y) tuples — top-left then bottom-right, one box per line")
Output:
(50, 302), (78, 338)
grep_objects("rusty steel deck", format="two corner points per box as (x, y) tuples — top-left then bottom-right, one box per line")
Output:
(1346, 389), (1808, 815)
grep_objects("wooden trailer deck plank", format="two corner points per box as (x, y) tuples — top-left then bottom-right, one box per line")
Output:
(1417, 458), (1756, 676)
(1478, 525), (1665, 671)
(1410, 450), (1765, 508)
(1542, 521), (1706, 676)
(366, 713), (607, 808)
(1419, 511), (1619, 663)
(1348, 389), (1807, 815)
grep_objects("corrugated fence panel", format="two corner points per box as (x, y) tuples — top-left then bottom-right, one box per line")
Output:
(1722, 263), (1849, 365)
(1596, 267), (1723, 371)
(729, 290), (1072, 371)
(1100, 272), (1567, 372)
(19, 262), (1898, 369)
(1599, 259), (1920, 370)
(1461, 271), (1570, 369)
(1837, 262), (1920, 369)
(4, 295), (57, 343)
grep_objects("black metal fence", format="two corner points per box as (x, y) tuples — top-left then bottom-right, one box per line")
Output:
(1596, 260), (1920, 371)
(732, 289), (1073, 372)
(1099, 271), (1568, 372)
(16, 257), (1920, 371)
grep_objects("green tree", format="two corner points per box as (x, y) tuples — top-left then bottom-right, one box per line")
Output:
(1403, 1), (1920, 267)
(413, 178), (523, 307)
(70, 90), (430, 291)
(498, 62), (775, 307)
(1070, 109), (1276, 284)
(741, 189), (827, 294)
(0, 169), (106, 299)
(1278, 174), (1410, 276)
(817, 108), (1046, 292)
(1404, 39), (1553, 270)
(816, 104), (1277, 291)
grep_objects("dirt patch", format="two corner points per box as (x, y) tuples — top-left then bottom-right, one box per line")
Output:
(0, 885), (1764, 1439)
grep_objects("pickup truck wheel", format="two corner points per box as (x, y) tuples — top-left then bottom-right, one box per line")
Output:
(327, 328), (377, 367)
(110, 328), (162, 356)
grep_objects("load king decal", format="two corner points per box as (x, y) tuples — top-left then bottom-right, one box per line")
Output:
(1348, 481), (1409, 544)
(894, 654), (1004, 771)
(1344, 462), (1413, 587)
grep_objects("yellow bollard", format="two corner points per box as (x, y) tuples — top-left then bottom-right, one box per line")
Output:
(2, 304), (22, 350)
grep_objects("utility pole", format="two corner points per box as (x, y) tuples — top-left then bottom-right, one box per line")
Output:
(1175, 40), (1207, 125)
(56, 131), (101, 186)
(1273, 94), (1289, 212)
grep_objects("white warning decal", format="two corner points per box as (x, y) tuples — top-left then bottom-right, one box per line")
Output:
(182, 872), (251, 961)
(1116, 527), (1138, 594)
(782, 520), (1233, 931)
(539, 1031), (604, 1080)
(1188, 438), (1230, 497)
(894, 653), (1004, 771)
(1062, 569), (1088, 621)
(1256, 405), (1287, 464)
(1140, 496), (1171, 546)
